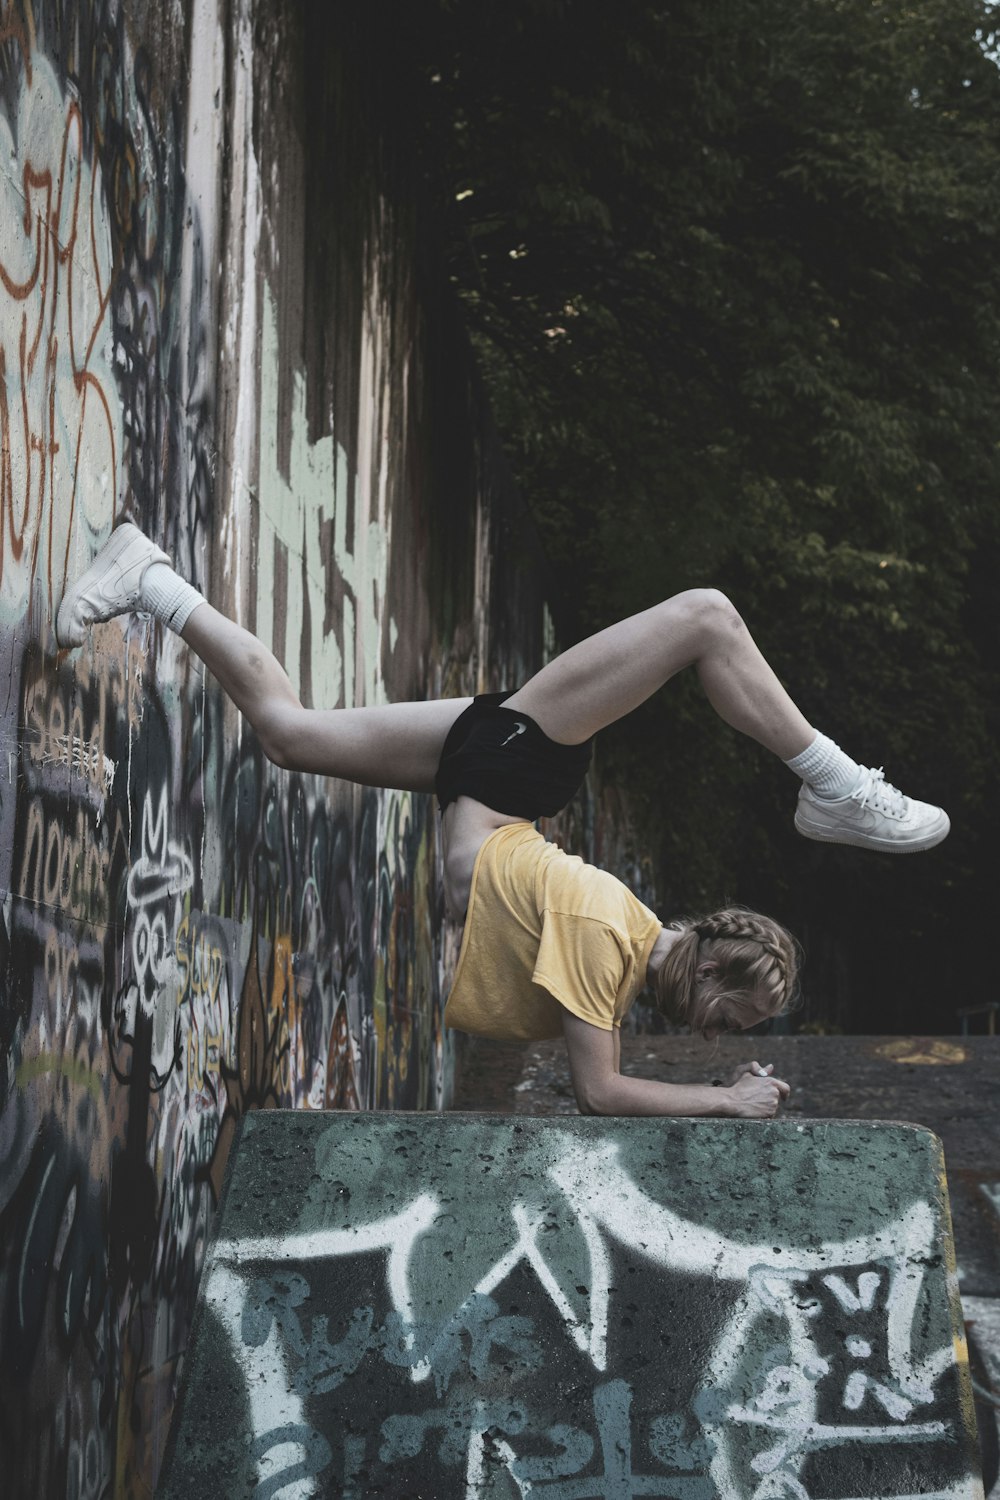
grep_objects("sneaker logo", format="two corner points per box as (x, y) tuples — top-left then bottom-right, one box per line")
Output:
(500, 721), (527, 747)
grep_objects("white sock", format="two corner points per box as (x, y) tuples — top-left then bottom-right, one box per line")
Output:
(785, 732), (861, 798)
(140, 562), (205, 634)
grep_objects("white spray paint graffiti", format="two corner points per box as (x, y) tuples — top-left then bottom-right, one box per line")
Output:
(255, 282), (395, 711)
(707, 1267), (947, 1497)
(207, 1263), (318, 1500)
(0, 54), (122, 626)
(202, 1131), (972, 1499)
(210, 1196), (438, 1496)
(125, 788), (195, 1018)
(215, 1194), (440, 1333)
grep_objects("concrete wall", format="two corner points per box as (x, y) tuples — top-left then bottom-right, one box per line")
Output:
(161, 1112), (984, 1500)
(0, 3), (651, 1494)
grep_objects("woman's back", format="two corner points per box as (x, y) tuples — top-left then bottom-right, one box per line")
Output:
(444, 821), (661, 1041)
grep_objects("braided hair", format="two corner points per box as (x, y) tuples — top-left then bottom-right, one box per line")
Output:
(651, 905), (799, 1032)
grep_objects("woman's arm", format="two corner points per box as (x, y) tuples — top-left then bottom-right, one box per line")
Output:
(561, 1012), (790, 1118)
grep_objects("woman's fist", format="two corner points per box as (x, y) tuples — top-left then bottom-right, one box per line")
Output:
(725, 1065), (790, 1118)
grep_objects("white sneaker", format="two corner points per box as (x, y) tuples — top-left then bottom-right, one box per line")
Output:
(56, 523), (171, 647)
(794, 766), (950, 853)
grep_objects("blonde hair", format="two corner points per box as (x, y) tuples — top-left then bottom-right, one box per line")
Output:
(651, 906), (799, 1032)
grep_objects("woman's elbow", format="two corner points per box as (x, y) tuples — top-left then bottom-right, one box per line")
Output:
(256, 709), (306, 770)
(573, 1078), (618, 1116)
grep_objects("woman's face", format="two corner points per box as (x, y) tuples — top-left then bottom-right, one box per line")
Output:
(693, 988), (775, 1042)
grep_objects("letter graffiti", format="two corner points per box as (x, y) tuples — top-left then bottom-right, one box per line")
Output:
(175, 910), (232, 1101)
(124, 787), (194, 1016)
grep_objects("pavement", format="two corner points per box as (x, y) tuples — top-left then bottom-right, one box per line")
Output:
(452, 1030), (1000, 1493)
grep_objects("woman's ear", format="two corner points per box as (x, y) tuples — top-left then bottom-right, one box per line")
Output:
(696, 959), (720, 981)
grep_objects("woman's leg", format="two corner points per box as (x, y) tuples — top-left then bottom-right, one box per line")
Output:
(503, 589), (814, 755)
(180, 604), (470, 791)
(504, 588), (949, 851)
(56, 522), (470, 792)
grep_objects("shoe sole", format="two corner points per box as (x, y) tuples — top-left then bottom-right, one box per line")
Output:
(794, 810), (951, 853)
(56, 524), (169, 647)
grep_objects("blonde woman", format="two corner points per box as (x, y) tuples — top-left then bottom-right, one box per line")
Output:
(57, 525), (949, 1118)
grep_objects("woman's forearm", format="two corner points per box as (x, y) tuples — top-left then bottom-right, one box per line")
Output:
(560, 1013), (787, 1118)
(579, 1073), (735, 1117)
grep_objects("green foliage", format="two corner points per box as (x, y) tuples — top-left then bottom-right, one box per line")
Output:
(392, 0), (1000, 1031)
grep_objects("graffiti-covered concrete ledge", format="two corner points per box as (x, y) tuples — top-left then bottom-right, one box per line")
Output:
(158, 1112), (983, 1498)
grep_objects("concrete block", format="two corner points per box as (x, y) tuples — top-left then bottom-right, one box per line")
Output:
(158, 1111), (983, 1498)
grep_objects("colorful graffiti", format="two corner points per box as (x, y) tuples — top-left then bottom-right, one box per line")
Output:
(0, 50), (122, 626)
(0, 634), (461, 1493)
(0, 4), (615, 1497)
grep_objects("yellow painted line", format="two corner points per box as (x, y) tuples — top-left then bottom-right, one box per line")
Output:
(932, 1136), (981, 1447)
(16, 1052), (103, 1100)
(874, 1038), (967, 1066)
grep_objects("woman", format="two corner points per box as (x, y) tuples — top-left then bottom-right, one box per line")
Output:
(56, 524), (949, 1119)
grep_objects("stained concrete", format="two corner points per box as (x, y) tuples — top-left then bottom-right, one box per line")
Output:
(158, 1109), (983, 1498)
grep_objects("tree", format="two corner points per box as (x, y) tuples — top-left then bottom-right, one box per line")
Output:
(391, 0), (1000, 1031)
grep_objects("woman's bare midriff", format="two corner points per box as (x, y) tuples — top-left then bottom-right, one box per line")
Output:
(441, 797), (530, 919)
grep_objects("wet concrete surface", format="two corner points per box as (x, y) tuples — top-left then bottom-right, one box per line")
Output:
(453, 1030), (1000, 1490)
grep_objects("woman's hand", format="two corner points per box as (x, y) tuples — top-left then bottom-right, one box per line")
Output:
(726, 1060), (777, 1086)
(723, 1064), (790, 1118)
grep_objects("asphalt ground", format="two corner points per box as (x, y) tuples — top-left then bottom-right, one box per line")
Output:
(451, 1030), (1000, 1492)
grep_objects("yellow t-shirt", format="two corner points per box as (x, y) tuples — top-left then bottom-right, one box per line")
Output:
(444, 823), (661, 1041)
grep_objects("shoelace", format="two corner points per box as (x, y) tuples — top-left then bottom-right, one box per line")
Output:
(850, 765), (908, 818)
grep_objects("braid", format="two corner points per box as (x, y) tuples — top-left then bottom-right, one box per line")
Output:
(693, 911), (793, 1001)
(653, 906), (799, 1030)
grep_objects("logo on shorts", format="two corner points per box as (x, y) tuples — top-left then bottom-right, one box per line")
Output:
(500, 721), (527, 747)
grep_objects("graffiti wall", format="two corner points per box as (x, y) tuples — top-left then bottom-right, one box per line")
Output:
(159, 1112), (984, 1499)
(0, 3), (651, 1495)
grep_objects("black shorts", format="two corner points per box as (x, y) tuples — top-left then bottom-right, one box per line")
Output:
(435, 692), (593, 820)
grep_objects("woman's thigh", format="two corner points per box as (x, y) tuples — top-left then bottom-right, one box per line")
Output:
(503, 590), (730, 743)
(271, 697), (474, 792)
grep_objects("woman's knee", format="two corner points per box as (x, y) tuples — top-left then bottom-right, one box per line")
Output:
(669, 587), (744, 647)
